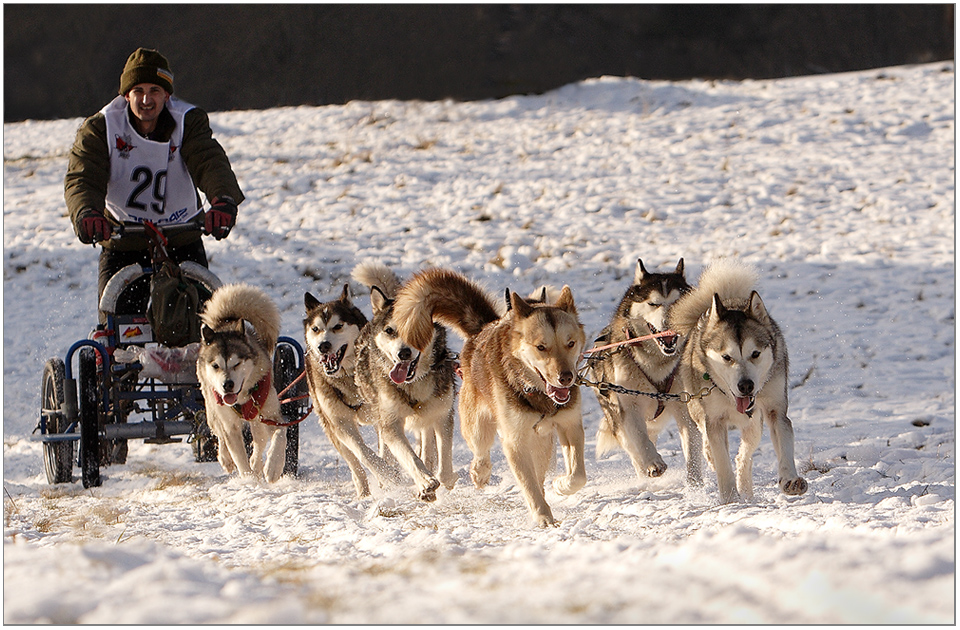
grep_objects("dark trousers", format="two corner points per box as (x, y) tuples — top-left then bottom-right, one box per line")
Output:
(97, 239), (208, 324)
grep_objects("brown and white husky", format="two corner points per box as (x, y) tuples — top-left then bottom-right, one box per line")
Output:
(393, 268), (588, 527)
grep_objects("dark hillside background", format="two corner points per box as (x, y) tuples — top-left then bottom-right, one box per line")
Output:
(4, 4), (954, 122)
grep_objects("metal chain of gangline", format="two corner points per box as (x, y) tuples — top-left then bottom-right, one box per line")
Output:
(575, 330), (716, 404)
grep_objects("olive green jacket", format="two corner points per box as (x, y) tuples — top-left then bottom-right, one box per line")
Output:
(64, 105), (244, 250)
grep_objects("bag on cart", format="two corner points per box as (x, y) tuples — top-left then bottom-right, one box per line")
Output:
(148, 259), (201, 347)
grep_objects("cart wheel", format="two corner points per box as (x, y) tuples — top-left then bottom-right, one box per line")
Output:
(78, 348), (102, 488)
(192, 411), (219, 463)
(41, 358), (74, 484)
(274, 344), (302, 477)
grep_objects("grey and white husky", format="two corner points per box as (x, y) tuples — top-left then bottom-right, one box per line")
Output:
(591, 259), (703, 485)
(352, 261), (457, 502)
(669, 259), (807, 503)
(303, 285), (400, 499)
(197, 283), (287, 482)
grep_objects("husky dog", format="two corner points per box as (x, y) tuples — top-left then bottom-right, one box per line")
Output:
(352, 261), (457, 502)
(197, 284), (287, 482)
(591, 259), (703, 485)
(303, 285), (400, 498)
(669, 259), (807, 503)
(394, 269), (587, 527)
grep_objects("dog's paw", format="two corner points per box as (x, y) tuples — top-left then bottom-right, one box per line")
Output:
(237, 471), (260, 485)
(439, 472), (458, 490)
(718, 489), (741, 504)
(780, 476), (808, 496)
(417, 478), (441, 502)
(535, 512), (558, 528)
(646, 457), (667, 478)
(469, 458), (492, 488)
(553, 473), (586, 496)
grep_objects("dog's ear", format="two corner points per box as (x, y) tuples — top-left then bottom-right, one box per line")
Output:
(709, 293), (726, 325)
(554, 286), (578, 316)
(747, 290), (770, 323)
(338, 284), (352, 303)
(536, 286), (548, 304)
(675, 258), (685, 277)
(305, 292), (320, 311)
(504, 287), (513, 311)
(370, 286), (390, 313)
(229, 319), (246, 335)
(510, 291), (534, 318)
(634, 259), (648, 284)
(200, 323), (215, 344)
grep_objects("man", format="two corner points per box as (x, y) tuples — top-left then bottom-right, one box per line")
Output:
(64, 48), (244, 315)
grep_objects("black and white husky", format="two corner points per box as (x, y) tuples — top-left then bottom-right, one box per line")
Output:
(197, 284), (287, 482)
(352, 261), (457, 502)
(303, 285), (400, 499)
(590, 259), (703, 485)
(669, 259), (807, 503)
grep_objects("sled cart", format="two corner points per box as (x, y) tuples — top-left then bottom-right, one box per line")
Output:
(36, 222), (308, 488)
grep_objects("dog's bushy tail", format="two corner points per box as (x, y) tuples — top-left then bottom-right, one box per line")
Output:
(352, 260), (402, 298)
(200, 283), (281, 350)
(669, 258), (758, 335)
(595, 419), (620, 458)
(393, 269), (501, 352)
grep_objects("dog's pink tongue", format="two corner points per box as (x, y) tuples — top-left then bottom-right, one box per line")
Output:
(389, 361), (411, 385)
(223, 393), (239, 406)
(736, 396), (752, 414)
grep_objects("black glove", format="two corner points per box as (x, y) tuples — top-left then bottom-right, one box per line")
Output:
(204, 196), (237, 240)
(77, 209), (113, 244)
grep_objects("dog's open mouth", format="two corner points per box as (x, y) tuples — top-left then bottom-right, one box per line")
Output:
(736, 396), (755, 415)
(545, 383), (572, 405)
(647, 323), (679, 356)
(389, 353), (420, 385)
(321, 344), (348, 375)
(536, 370), (572, 405)
(221, 391), (239, 406)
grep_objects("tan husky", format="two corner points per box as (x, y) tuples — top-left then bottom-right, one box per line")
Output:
(394, 269), (588, 527)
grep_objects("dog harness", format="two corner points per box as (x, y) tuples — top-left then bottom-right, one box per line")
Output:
(622, 325), (679, 419)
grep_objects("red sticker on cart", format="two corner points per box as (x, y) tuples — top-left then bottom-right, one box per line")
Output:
(120, 324), (152, 343)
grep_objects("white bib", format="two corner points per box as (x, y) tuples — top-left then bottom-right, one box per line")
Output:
(102, 96), (201, 225)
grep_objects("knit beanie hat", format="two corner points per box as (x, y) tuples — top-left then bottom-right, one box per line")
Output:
(119, 48), (174, 95)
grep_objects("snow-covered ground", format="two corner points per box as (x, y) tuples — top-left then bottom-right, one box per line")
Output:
(3, 62), (954, 624)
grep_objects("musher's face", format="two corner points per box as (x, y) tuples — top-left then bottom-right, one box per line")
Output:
(125, 83), (169, 130)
